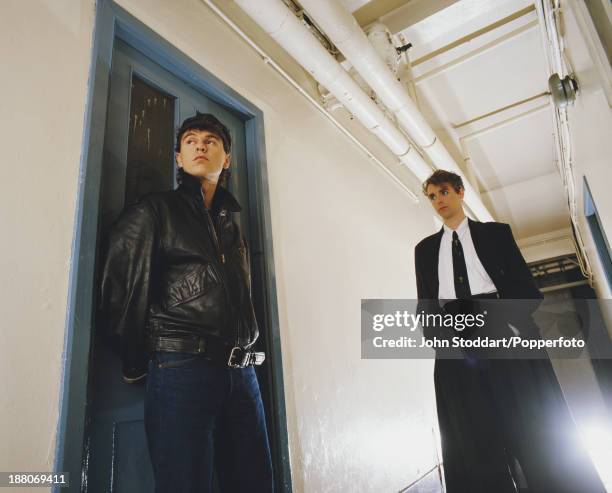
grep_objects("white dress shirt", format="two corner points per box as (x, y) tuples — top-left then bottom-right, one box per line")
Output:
(438, 217), (497, 300)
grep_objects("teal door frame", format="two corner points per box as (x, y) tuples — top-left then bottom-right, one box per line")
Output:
(53, 1), (291, 491)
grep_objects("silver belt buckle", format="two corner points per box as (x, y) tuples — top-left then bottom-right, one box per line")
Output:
(228, 347), (266, 367)
(251, 352), (266, 365)
(228, 346), (248, 368)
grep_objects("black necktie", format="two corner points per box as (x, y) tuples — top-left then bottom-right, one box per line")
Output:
(452, 231), (472, 299)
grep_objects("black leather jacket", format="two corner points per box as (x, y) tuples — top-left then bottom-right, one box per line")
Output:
(99, 174), (258, 378)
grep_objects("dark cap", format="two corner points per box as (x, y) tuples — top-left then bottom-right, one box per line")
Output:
(175, 112), (231, 154)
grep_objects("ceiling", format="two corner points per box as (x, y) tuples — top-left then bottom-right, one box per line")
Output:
(216, 0), (572, 242)
(336, 0), (571, 240)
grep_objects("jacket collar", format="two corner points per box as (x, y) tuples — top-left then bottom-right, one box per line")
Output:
(442, 216), (469, 237)
(177, 172), (242, 212)
(438, 216), (479, 238)
(466, 218), (497, 283)
(428, 217), (499, 295)
(430, 217), (497, 297)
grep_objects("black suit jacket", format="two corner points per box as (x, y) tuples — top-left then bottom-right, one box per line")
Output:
(414, 219), (542, 301)
(414, 219), (543, 351)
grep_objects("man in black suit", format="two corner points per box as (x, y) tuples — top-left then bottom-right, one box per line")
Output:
(414, 170), (604, 493)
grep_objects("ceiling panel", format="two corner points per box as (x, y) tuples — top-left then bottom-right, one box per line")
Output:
(394, 0), (533, 59)
(414, 26), (549, 125)
(481, 172), (570, 239)
(464, 107), (556, 191)
(338, 0), (373, 13)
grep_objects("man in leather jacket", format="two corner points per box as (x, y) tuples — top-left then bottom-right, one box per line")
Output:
(100, 113), (273, 493)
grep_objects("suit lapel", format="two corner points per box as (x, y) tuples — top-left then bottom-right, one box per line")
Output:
(426, 220), (503, 297)
(468, 219), (500, 287)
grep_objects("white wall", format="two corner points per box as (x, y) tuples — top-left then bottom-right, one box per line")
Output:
(0, 0), (439, 491)
(0, 0), (96, 483)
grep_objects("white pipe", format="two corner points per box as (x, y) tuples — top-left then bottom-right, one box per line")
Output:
(199, 0), (419, 201)
(234, 0), (433, 183)
(298, 0), (493, 221)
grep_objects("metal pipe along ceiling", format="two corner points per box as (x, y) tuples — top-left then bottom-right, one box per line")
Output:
(234, 0), (493, 221)
(298, 0), (494, 222)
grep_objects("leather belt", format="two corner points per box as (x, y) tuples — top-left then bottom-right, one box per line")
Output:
(147, 336), (265, 368)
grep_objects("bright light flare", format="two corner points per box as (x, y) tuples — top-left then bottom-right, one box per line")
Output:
(578, 420), (612, 492)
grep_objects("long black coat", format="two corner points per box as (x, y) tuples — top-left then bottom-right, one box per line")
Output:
(413, 219), (605, 493)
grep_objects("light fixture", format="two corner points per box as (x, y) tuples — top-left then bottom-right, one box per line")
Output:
(548, 73), (579, 108)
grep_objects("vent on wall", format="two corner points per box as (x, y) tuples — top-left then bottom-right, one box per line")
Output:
(529, 254), (593, 295)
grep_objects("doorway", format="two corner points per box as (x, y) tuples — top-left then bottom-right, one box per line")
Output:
(53, 3), (290, 491)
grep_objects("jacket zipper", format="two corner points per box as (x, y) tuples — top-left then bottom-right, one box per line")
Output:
(198, 190), (241, 347)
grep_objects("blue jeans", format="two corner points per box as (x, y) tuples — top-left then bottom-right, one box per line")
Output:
(144, 352), (274, 493)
